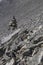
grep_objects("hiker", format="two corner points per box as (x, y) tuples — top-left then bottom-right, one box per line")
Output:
(8, 16), (17, 30)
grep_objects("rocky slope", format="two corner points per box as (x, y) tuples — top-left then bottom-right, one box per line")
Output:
(0, 14), (43, 65)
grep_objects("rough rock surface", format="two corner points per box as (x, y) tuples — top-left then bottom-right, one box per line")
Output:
(0, 14), (43, 65)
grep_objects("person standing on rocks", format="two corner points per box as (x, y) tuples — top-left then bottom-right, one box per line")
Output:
(8, 16), (17, 30)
